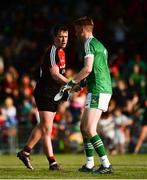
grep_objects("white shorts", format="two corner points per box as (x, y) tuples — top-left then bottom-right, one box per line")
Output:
(85, 93), (111, 112)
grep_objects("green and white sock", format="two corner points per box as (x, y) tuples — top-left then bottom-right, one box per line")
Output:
(90, 134), (110, 168)
(84, 138), (94, 168)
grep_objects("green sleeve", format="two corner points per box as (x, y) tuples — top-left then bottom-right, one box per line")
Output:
(84, 41), (95, 57)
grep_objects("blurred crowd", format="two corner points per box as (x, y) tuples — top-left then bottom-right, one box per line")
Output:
(0, 0), (147, 154)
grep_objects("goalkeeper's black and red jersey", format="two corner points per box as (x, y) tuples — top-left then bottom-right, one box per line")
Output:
(34, 45), (66, 96)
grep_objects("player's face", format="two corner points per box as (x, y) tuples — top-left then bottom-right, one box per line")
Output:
(55, 31), (68, 48)
(75, 26), (85, 41)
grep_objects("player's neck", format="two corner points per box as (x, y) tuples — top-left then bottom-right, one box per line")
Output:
(85, 32), (93, 41)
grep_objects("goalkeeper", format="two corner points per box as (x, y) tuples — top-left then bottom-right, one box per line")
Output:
(64, 17), (113, 174)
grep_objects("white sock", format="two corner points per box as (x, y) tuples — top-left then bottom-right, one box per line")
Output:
(100, 155), (110, 168)
(86, 156), (94, 169)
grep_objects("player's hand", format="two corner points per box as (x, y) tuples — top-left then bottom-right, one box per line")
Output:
(63, 79), (77, 92)
(54, 80), (77, 101)
(71, 84), (81, 92)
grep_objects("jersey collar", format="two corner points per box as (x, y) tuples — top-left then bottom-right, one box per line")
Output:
(86, 35), (94, 41)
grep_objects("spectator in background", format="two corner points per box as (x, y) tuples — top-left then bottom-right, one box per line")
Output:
(54, 102), (83, 154)
(20, 74), (34, 98)
(113, 79), (130, 108)
(1, 97), (18, 154)
(18, 97), (33, 125)
(134, 99), (147, 153)
(127, 53), (147, 74)
(129, 63), (146, 96)
(98, 111), (115, 154)
(8, 66), (19, 82)
(1, 71), (19, 101)
(110, 66), (121, 88)
(68, 88), (86, 125)
(109, 47), (127, 74)
(113, 107), (133, 154)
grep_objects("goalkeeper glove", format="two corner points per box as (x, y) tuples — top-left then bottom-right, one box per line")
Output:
(63, 79), (77, 91)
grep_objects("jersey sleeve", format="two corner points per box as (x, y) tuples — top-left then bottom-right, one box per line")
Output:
(48, 46), (59, 67)
(84, 40), (95, 59)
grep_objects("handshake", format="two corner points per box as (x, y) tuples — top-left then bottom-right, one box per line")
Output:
(54, 80), (81, 101)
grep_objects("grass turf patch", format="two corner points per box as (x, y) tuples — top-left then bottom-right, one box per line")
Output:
(0, 154), (147, 179)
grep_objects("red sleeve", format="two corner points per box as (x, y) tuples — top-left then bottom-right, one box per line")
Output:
(57, 49), (66, 67)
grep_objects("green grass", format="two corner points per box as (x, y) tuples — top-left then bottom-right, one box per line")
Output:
(0, 154), (147, 179)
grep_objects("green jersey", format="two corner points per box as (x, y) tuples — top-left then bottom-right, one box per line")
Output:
(84, 36), (112, 94)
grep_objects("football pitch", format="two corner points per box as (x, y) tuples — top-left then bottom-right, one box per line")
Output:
(0, 154), (147, 179)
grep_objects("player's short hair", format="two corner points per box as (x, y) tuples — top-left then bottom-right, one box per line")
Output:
(53, 24), (68, 37)
(74, 16), (94, 31)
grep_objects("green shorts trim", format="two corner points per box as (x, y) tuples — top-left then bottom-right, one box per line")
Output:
(85, 93), (111, 111)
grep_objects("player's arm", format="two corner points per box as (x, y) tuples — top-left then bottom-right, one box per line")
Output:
(61, 41), (95, 90)
(73, 55), (94, 83)
(61, 55), (94, 91)
(49, 65), (68, 85)
(48, 46), (68, 85)
(53, 56), (94, 101)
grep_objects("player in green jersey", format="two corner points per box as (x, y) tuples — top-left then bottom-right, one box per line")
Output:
(63, 17), (113, 174)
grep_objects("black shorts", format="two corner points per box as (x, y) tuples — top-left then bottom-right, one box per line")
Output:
(34, 92), (69, 112)
(33, 86), (59, 112)
(34, 95), (58, 112)
(33, 85), (69, 112)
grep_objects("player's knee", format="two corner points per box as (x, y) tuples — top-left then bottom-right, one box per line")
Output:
(43, 128), (52, 135)
(85, 127), (96, 137)
(80, 124), (91, 136)
(40, 125), (52, 135)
